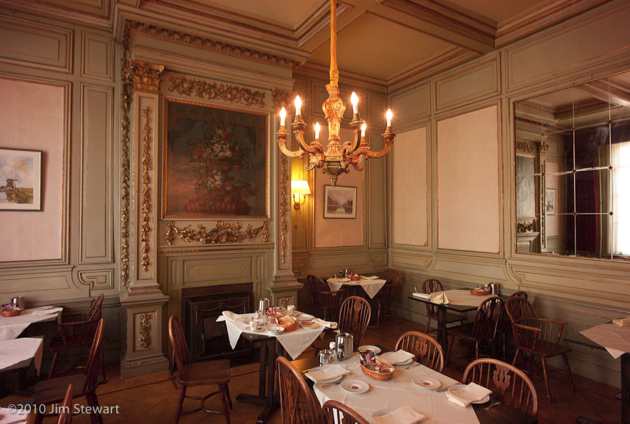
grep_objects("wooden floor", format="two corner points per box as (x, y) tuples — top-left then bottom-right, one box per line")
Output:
(2, 317), (621, 423)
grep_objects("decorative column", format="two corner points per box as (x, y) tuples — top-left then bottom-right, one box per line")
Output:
(119, 60), (169, 378)
(267, 89), (303, 308)
(539, 139), (549, 252)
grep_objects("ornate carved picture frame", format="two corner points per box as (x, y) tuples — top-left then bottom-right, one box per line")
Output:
(163, 98), (269, 219)
(0, 148), (42, 211)
(324, 185), (357, 219)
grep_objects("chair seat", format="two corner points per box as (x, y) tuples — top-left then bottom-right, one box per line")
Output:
(427, 311), (466, 324)
(519, 341), (571, 358)
(33, 374), (88, 404)
(176, 359), (231, 386)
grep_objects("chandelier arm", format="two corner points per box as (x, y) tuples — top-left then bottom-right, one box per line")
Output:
(295, 130), (324, 155)
(276, 131), (306, 158)
(349, 131), (395, 159)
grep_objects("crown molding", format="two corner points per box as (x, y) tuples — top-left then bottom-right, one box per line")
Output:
(0, 0), (114, 30)
(293, 62), (388, 94)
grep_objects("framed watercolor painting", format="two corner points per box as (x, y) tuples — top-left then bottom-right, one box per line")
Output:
(324, 185), (357, 219)
(163, 99), (269, 218)
(545, 188), (556, 215)
(0, 148), (42, 211)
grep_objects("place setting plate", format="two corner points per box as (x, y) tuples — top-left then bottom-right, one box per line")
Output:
(299, 320), (319, 329)
(340, 379), (370, 394)
(394, 358), (414, 366)
(412, 376), (441, 390)
(447, 384), (490, 404)
(358, 345), (381, 354)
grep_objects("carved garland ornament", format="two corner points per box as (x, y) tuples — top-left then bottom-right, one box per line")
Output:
(129, 61), (164, 94)
(168, 75), (266, 108)
(120, 51), (133, 286)
(139, 313), (152, 349)
(127, 22), (297, 69)
(515, 140), (537, 155)
(272, 88), (297, 112)
(141, 107), (153, 272)
(165, 221), (269, 245)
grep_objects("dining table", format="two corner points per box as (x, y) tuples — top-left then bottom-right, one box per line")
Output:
(0, 307), (63, 341)
(327, 277), (387, 299)
(218, 311), (336, 423)
(409, 290), (503, 353)
(292, 352), (537, 424)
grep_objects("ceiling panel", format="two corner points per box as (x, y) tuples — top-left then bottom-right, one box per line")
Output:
(442, 0), (549, 24)
(309, 13), (455, 80)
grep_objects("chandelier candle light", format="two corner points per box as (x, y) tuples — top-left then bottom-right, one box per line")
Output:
(276, 0), (395, 187)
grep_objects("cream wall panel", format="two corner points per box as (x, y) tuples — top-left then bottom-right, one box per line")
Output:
(391, 251), (432, 271)
(183, 257), (253, 284)
(77, 269), (114, 290)
(506, 2), (630, 92)
(432, 258), (508, 281)
(434, 57), (500, 112)
(0, 274), (69, 293)
(81, 32), (113, 81)
(367, 93), (387, 249)
(80, 85), (113, 264)
(308, 252), (371, 273)
(437, 105), (501, 253)
(393, 127), (427, 247)
(390, 84), (430, 130)
(0, 16), (72, 73)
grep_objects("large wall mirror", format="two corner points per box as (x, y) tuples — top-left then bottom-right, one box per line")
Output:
(514, 70), (630, 260)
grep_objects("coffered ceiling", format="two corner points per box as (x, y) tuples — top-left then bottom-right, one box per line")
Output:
(1, 0), (611, 89)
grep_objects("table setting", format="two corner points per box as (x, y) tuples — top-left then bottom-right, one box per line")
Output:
(0, 337), (44, 375)
(327, 274), (387, 299)
(0, 305), (64, 341)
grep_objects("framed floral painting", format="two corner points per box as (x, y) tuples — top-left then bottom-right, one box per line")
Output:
(163, 99), (269, 218)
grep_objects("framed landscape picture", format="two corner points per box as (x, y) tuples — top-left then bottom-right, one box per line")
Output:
(163, 98), (269, 218)
(545, 188), (556, 215)
(0, 148), (42, 211)
(324, 185), (357, 219)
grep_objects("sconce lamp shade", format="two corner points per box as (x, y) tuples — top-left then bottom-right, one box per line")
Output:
(291, 179), (311, 195)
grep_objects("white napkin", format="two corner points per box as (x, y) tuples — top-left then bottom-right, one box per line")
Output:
(305, 364), (351, 383)
(412, 292), (432, 300)
(313, 318), (337, 329)
(446, 382), (492, 407)
(32, 307), (64, 316)
(372, 405), (426, 424)
(430, 292), (450, 305)
(221, 311), (246, 322)
(362, 276), (379, 280)
(613, 317), (630, 327)
(377, 350), (415, 365)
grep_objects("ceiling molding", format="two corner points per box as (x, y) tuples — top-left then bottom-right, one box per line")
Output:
(294, 62), (389, 94)
(0, 0), (114, 30)
(495, 0), (610, 47)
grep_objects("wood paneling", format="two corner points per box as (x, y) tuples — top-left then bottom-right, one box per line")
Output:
(183, 256), (253, 284)
(390, 83), (430, 130)
(81, 32), (113, 81)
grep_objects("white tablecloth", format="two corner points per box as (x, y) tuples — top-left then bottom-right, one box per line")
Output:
(0, 407), (34, 424)
(314, 355), (480, 423)
(0, 308), (62, 341)
(0, 337), (44, 375)
(327, 278), (387, 299)
(436, 290), (491, 307)
(217, 313), (326, 360)
(581, 323), (630, 359)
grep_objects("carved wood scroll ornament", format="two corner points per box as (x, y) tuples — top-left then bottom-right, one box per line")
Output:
(168, 76), (266, 108)
(165, 221), (269, 245)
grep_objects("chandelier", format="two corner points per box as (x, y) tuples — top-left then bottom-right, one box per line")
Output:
(276, 0), (395, 187)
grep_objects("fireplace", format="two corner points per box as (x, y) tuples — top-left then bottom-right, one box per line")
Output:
(182, 283), (254, 362)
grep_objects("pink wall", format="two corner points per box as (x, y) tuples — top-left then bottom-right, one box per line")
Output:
(314, 128), (365, 248)
(437, 105), (500, 253)
(0, 78), (65, 262)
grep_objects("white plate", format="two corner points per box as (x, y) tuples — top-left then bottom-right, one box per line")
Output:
(394, 358), (414, 366)
(340, 379), (369, 394)
(447, 384), (490, 404)
(297, 313), (314, 321)
(315, 374), (344, 385)
(246, 326), (264, 332)
(267, 326), (285, 335)
(358, 345), (381, 354)
(412, 376), (441, 390)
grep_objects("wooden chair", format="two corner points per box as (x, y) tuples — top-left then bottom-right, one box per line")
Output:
(338, 296), (371, 349)
(33, 319), (105, 424)
(306, 275), (347, 321)
(322, 400), (368, 424)
(446, 296), (504, 364)
(48, 294), (105, 381)
(505, 297), (576, 403)
(169, 315), (231, 424)
(276, 356), (324, 424)
(57, 384), (73, 424)
(395, 331), (444, 372)
(421, 279), (465, 334)
(463, 358), (538, 418)
(371, 268), (400, 326)
(509, 290), (528, 300)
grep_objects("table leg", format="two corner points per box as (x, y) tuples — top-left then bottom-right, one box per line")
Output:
(236, 338), (271, 406)
(438, 306), (448, 353)
(622, 353), (629, 424)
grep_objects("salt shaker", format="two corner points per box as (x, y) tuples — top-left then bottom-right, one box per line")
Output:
(328, 342), (337, 363)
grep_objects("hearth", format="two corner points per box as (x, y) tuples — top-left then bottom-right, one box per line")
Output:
(182, 283), (254, 362)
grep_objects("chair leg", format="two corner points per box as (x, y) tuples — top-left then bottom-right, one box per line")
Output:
(541, 357), (552, 403)
(101, 345), (107, 383)
(562, 353), (576, 393)
(226, 383), (233, 409)
(445, 335), (454, 367)
(376, 302), (382, 327)
(175, 385), (187, 424)
(424, 318), (431, 334)
(392, 302), (398, 323)
(34, 412), (44, 424)
(48, 350), (59, 379)
(512, 348), (520, 366)
(475, 341), (480, 359)
(87, 391), (103, 424)
(219, 383), (231, 424)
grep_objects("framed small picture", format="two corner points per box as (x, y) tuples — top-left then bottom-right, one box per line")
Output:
(324, 185), (357, 219)
(0, 148), (42, 211)
(545, 188), (556, 215)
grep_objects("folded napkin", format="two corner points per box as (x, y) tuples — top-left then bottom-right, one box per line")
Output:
(446, 383), (492, 407)
(613, 317), (630, 327)
(313, 318), (337, 329)
(222, 311), (246, 322)
(32, 307), (63, 316)
(361, 275), (379, 280)
(372, 406), (425, 424)
(306, 364), (351, 383)
(430, 292), (449, 305)
(377, 349), (415, 365)
(412, 292), (432, 300)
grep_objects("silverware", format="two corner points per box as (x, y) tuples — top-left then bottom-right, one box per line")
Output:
(436, 384), (456, 392)
(403, 363), (420, 369)
(319, 380), (343, 389)
(484, 401), (501, 411)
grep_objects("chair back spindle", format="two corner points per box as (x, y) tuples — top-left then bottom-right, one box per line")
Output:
(322, 400), (368, 424)
(277, 357), (323, 424)
(338, 296), (371, 349)
(395, 331), (444, 372)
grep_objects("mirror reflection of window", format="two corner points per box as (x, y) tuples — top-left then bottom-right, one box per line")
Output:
(613, 140), (630, 255)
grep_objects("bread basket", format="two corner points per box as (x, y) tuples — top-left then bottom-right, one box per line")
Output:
(1, 307), (22, 317)
(360, 359), (395, 381)
(272, 315), (299, 332)
(469, 288), (490, 296)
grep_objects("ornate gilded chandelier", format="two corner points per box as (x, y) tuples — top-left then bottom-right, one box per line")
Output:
(276, 0), (395, 187)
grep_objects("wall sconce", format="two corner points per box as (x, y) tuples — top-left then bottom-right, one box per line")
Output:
(291, 178), (310, 210)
